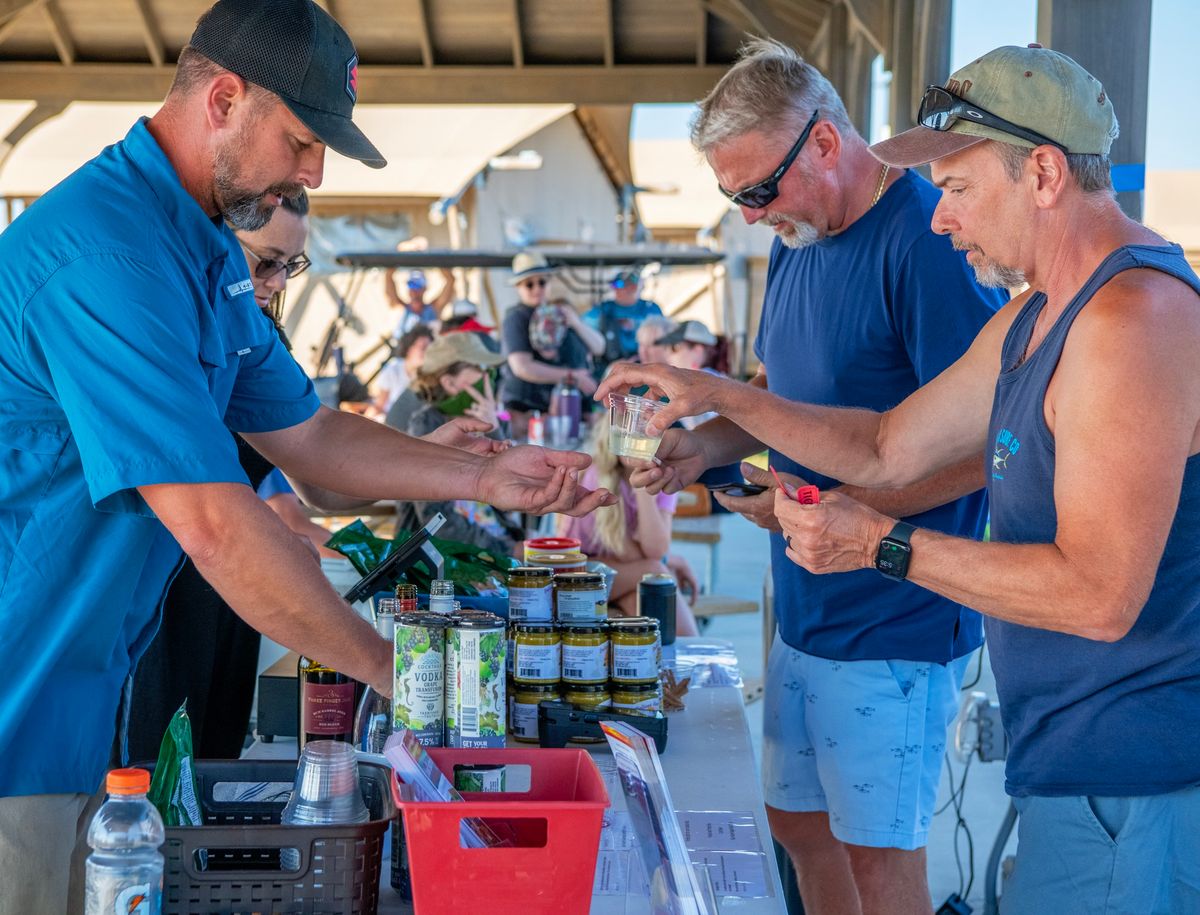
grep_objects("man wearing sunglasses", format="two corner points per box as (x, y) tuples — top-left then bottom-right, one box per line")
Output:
(0, 1), (614, 906)
(595, 38), (1003, 915)
(499, 250), (605, 437)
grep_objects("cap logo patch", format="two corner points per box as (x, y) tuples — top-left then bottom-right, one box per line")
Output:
(345, 55), (358, 103)
(945, 77), (973, 96)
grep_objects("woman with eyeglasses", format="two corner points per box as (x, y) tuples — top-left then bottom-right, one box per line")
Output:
(127, 191), (345, 762)
(498, 250), (605, 438)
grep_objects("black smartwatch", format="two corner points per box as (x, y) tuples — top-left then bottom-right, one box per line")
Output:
(875, 521), (916, 580)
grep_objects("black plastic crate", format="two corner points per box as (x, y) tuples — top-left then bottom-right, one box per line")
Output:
(146, 758), (393, 915)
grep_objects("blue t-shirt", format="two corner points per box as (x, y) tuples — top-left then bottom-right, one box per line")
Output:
(256, 467), (295, 501)
(754, 170), (1003, 663)
(987, 244), (1200, 797)
(584, 298), (663, 363)
(0, 119), (319, 795)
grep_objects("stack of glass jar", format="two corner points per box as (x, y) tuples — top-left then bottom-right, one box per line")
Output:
(505, 565), (665, 742)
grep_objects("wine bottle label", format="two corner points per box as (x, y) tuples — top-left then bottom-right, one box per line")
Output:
(304, 681), (355, 734)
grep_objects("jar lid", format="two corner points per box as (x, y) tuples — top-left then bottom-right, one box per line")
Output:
(514, 621), (557, 633)
(613, 682), (660, 695)
(530, 553), (586, 565)
(609, 616), (659, 632)
(555, 572), (604, 586)
(451, 615), (505, 631)
(514, 683), (561, 696)
(400, 613), (450, 628)
(560, 621), (609, 633)
(565, 683), (610, 695)
(508, 566), (553, 579)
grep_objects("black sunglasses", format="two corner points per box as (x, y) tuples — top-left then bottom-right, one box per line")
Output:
(240, 241), (312, 281)
(918, 86), (1068, 153)
(718, 108), (820, 209)
(519, 277), (549, 289)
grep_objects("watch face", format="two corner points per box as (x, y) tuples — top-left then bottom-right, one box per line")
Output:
(876, 539), (911, 578)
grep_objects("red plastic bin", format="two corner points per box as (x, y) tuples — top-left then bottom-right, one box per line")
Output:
(394, 747), (610, 915)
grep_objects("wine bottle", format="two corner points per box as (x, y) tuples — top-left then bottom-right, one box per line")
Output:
(297, 656), (357, 750)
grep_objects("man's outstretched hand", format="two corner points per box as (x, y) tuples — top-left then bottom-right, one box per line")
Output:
(593, 362), (726, 436)
(625, 428), (709, 495)
(422, 416), (509, 456)
(477, 445), (616, 516)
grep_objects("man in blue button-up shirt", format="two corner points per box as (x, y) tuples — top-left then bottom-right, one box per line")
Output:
(0, 2), (613, 909)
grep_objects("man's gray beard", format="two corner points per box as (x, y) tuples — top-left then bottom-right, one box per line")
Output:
(213, 139), (286, 232)
(953, 239), (1026, 289)
(768, 215), (821, 250)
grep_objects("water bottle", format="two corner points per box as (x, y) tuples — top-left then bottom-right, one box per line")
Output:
(550, 377), (582, 442)
(85, 768), (165, 915)
(355, 610), (396, 753)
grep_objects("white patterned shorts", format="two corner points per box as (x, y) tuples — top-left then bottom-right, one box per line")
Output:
(762, 634), (970, 850)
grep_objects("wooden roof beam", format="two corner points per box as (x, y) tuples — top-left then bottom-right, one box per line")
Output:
(130, 0), (165, 68)
(0, 0), (42, 50)
(0, 99), (66, 170)
(0, 62), (732, 104)
(415, 0), (433, 68)
(0, 0), (38, 22)
(511, 0), (523, 68)
(696, 4), (707, 66)
(42, 0), (74, 66)
(843, 0), (890, 55)
(602, 0), (614, 68)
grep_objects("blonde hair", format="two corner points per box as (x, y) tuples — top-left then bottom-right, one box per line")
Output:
(588, 415), (627, 556)
(636, 315), (677, 348)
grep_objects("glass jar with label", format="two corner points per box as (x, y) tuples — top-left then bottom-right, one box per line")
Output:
(560, 622), (609, 685)
(507, 567), (554, 621)
(509, 683), (560, 743)
(609, 617), (661, 685)
(554, 572), (608, 622)
(512, 622), (561, 685)
(563, 683), (611, 743)
(612, 682), (662, 717)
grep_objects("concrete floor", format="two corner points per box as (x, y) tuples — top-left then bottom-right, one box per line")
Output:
(675, 513), (1017, 913)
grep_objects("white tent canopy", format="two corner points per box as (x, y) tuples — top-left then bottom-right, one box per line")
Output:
(0, 101), (573, 198)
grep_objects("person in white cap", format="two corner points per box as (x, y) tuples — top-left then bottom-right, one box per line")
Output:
(601, 43), (1200, 913)
(499, 251), (605, 437)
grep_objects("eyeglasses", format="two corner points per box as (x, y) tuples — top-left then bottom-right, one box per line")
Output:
(519, 277), (549, 290)
(917, 86), (1068, 153)
(717, 108), (820, 209)
(239, 241), (312, 281)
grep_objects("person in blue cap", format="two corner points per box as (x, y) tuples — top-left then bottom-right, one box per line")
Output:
(584, 267), (664, 377)
(0, 1), (612, 907)
(385, 266), (456, 334)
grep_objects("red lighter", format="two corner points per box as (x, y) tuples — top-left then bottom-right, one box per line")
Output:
(769, 466), (820, 505)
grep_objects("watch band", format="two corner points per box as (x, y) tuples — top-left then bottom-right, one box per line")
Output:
(886, 521), (916, 544)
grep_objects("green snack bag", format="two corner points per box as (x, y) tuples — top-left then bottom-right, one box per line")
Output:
(147, 701), (203, 827)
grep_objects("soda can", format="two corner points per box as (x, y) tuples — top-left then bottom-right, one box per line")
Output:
(394, 614), (450, 747)
(453, 763), (507, 793)
(444, 614), (507, 748)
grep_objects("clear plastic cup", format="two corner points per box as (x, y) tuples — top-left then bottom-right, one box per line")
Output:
(608, 393), (667, 461)
(282, 740), (370, 826)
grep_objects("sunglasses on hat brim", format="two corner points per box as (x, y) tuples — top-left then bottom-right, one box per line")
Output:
(917, 86), (1068, 154)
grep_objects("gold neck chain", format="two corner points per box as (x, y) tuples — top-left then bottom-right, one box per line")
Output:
(870, 164), (890, 208)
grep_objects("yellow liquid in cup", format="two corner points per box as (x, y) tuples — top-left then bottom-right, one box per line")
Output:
(612, 432), (661, 460)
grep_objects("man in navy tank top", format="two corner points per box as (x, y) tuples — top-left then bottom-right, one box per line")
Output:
(598, 39), (1004, 914)
(602, 43), (1200, 914)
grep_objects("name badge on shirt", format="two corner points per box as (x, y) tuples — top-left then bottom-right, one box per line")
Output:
(224, 278), (254, 298)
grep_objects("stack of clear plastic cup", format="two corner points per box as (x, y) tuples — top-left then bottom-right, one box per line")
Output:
(280, 740), (370, 870)
(608, 393), (667, 461)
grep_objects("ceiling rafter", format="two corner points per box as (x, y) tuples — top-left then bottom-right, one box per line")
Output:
(0, 0), (42, 50)
(510, 0), (523, 68)
(130, 0), (165, 67)
(414, 0), (433, 68)
(601, 0), (614, 68)
(696, 4), (707, 66)
(0, 99), (65, 169)
(42, 0), (74, 66)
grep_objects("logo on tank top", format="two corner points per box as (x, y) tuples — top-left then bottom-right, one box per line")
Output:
(992, 428), (1021, 480)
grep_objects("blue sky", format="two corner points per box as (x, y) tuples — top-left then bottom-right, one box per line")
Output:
(632, 0), (1196, 171)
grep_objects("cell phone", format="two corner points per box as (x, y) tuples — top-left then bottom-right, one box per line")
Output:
(705, 482), (768, 497)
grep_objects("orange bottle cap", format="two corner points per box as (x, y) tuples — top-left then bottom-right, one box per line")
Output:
(106, 767), (151, 795)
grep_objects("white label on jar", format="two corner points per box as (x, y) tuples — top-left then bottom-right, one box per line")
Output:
(557, 588), (608, 621)
(562, 641), (609, 681)
(511, 698), (541, 739)
(509, 584), (553, 620)
(611, 642), (658, 681)
(515, 641), (560, 681)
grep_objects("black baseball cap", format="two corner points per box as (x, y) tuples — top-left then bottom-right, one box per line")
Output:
(189, 0), (386, 169)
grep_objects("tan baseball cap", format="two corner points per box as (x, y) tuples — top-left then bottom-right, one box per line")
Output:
(509, 250), (556, 285)
(419, 331), (505, 378)
(871, 44), (1119, 168)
